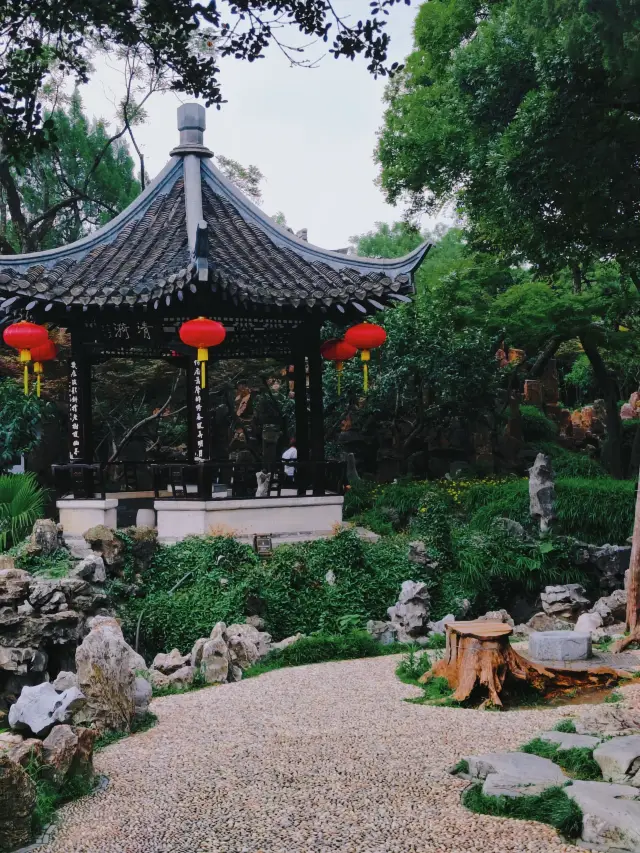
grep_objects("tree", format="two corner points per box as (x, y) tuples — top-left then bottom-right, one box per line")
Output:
(0, 91), (140, 254)
(0, 379), (52, 471)
(376, 0), (640, 478)
(0, 0), (409, 162)
(377, 0), (640, 281)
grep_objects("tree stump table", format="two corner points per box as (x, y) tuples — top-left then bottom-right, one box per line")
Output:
(422, 620), (624, 707)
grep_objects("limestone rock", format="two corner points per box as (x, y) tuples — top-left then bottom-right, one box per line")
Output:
(74, 618), (136, 732)
(168, 665), (195, 690)
(119, 525), (158, 572)
(0, 753), (36, 851)
(592, 589), (628, 626)
(387, 580), (430, 643)
(587, 544), (631, 592)
(71, 554), (106, 584)
(566, 779), (640, 852)
(29, 519), (62, 556)
(594, 736), (640, 786)
(200, 624), (230, 684)
(245, 615), (265, 630)
(539, 731), (602, 750)
(354, 526), (380, 544)
(526, 611), (573, 632)
(152, 649), (190, 675)
(227, 634), (259, 671)
(529, 630), (591, 661)
(8, 682), (85, 737)
(133, 676), (152, 719)
(0, 646), (37, 674)
(465, 751), (566, 798)
(324, 569), (336, 585)
(270, 633), (305, 652)
(366, 620), (398, 646)
(540, 584), (591, 620)
(225, 623), (271, 658)
(0, 568), (31, 606)
(575, 611), (604, 634)
(190, 637), (207, 669)
(149, 669), (170, 690)
(52, 671), (77, 692)
(529, 453), (556, 533)
(428, 614), (455, 636)
(0, 731), (42, 767)
(83, 525), (123, 568)
(477, 609), (515, 627)
(42, 724), (95, 787)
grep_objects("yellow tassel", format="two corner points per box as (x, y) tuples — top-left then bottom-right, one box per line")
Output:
(23, 363), (28, 395)
(197, 348), (208, 389)
(36, 374), (41, 397)
(361, 350), (371, 393)
(201, 361), (206, 389)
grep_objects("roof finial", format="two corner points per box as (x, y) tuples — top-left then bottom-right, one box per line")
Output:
(170, 103), (213, 158)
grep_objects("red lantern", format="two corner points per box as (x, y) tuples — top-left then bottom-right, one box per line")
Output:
(30, 339), (58, 398)
(320, 338), (357, 395)
(3, 321), (49, 395)
(344, 322), (387, 392)
(178, 317), (226, 388)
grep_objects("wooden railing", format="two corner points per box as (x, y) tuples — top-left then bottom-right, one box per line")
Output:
(52, 460), (346, 501)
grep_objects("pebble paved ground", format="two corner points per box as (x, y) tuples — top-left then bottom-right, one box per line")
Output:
(42, 656), (589, 853)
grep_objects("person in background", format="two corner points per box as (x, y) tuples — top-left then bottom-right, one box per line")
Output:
(282, 437), (297, 480)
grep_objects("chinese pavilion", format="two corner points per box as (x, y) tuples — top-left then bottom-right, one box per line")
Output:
(0, 105), (430, 544)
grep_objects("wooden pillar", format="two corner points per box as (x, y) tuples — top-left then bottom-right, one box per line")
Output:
(68, 339), (92, 463)
(292, 331), (309, 496)
(188, 357), (210, 463)
(306, 322), (325, 496)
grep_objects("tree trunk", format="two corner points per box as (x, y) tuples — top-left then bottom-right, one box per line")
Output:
(612, 475), (640, 652)
(580, 335), (623, 479)
(529, 336), (562, 379)
(424, 621), (624, 706)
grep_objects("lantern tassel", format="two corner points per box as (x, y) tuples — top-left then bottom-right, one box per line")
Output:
(197, 347), (208, 390)
(23, 364), (28, 396)
(361, 350), (371, 393)
(36, 374), (41, 397)
(202, 361), (206, 389)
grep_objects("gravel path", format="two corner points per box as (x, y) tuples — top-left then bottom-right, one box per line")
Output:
(42, 656), (585, 853)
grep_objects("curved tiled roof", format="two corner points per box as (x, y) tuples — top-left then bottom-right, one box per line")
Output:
(0, 113), (430, 321)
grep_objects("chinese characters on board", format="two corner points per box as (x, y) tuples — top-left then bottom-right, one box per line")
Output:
(69, 361), (80, 460)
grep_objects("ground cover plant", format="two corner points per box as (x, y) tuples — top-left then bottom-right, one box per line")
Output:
(520, 738), (602, 781)
(25, 750), (96, 835)
(118, 529), (422, 659)
(462, 784), (583, 839)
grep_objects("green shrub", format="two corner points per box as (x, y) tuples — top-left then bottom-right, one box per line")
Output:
(463, 477), (634, 544)
(14, 548), (72, 578)
(119, 530), (421, 660)
(521, 738), (602, 781)
(349, 507), (395, 536)
(533, 443), (607, 479)
(554, 719), (577, 733)
(520, 405), (558, 441)
(396, 647), (432, 685)
(244, 630), (405, 678)
(462, 784), (582, 839)
(345, 479), (433, 530)
(0, 472), (45, 551)
(25, 750), (95, 834)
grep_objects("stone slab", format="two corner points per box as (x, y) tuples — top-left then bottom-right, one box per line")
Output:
(466, 751), (567, 791)
(594, 736), (640, 785)
(540, 731), (602, 750)
(528, 630), (592, 661)
(566, 779), (640, 853)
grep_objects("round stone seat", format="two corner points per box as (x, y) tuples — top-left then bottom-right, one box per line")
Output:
(528, 630), (592, 662)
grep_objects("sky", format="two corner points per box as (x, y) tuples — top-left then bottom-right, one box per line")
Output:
(80, 1), (435, 250)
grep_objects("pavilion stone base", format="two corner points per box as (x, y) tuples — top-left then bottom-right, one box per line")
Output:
(57, 499), (118, 537)
(154, 495), (344, 545)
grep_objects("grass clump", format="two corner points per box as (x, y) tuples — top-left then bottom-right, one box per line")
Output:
(94, 711), (158, 752)
(462, 784), (582, 839)
(554, 719), (577, 733)
(245, 630), (407, 678)
(452, 758), (469, 775)
(25, 751), (95, 834)
(12, 547), (72, 578)
(396, 647), (432, 685)
(521, 738), (602, 781)
(604, 690), (623, 704)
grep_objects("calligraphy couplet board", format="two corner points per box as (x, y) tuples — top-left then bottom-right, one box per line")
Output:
(68, 354), (92, 462)
(188, 359), (210, 462)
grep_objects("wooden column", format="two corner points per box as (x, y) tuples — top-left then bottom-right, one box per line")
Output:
(292, 332), (309, 496)
(68, 339), (92, 463)
(188, 357), (210, 463)
(306, 322), (325, 496)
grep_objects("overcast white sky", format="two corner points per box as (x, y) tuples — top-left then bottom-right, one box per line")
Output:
(79, 1), (435, 249)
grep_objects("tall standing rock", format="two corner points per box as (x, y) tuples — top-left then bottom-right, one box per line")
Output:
(0, 754), (36, 850)
(74, 618), (137, 732)
(529, 453), (556, 534)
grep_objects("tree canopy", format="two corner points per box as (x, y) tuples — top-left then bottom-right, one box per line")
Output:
(377, 0), (640, 280)
(0, 0), (410, 162)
